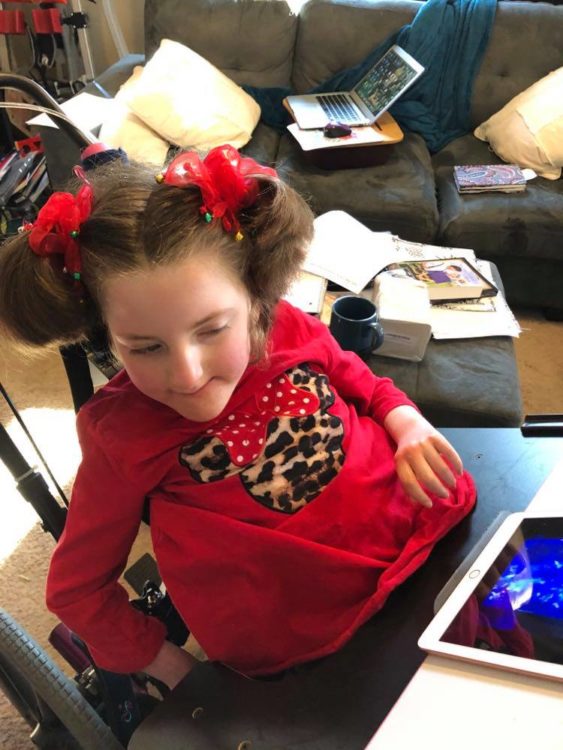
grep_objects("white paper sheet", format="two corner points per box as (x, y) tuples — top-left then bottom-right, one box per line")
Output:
(27, 92), (113, 137)
(303, 212), (480, 294)
(303, 211), (395, 293)
(284, 271), (327, 313)
(287, 122), (387, 151)
(429, 261), (522, 339)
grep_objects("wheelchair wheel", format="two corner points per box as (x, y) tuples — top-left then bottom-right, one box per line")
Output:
(0, 609), (123, 750)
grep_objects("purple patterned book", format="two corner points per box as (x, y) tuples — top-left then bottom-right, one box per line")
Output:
(453, 164), (527, 193)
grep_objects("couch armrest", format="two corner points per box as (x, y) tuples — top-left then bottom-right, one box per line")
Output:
(83, 54), (146, 98)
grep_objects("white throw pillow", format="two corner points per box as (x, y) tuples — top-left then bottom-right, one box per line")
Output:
(99, 66), (170, 166)
(474, 67), (563, 180)
(120, 39), (261, 151)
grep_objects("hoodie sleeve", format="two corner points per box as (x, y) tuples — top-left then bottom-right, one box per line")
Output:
(45, 407), (167, 673)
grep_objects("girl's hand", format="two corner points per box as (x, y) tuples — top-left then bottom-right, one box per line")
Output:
(143, 639), (196, 690)
(383, 405), (463, 508)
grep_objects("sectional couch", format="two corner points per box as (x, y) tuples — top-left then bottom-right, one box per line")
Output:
(91, 0), (563, 318)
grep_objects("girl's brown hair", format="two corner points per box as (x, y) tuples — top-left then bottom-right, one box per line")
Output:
(0, 157), (314, 359)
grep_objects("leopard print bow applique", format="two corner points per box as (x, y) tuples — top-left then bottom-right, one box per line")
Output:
(202, 373), (320, 467)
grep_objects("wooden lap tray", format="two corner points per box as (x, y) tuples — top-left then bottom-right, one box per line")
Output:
(283, 100), (404, 170)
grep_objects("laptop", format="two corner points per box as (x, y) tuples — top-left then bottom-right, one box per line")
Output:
(286, 44), (424, 130)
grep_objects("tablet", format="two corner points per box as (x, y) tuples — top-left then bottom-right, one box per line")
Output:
(418, 510), (563, 682)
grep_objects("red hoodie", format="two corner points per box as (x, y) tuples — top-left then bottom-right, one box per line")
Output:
(46, 301), (475, 675)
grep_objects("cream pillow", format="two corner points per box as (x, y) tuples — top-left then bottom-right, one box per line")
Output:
(120, 39), (261, 151)
(99, 66), (170, 166)
(474, 67), (563, 180)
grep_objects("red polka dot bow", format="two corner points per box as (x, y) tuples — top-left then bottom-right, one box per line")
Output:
(205, 373), (320, 466)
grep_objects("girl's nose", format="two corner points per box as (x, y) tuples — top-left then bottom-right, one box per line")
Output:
(169, 345), (204, 393)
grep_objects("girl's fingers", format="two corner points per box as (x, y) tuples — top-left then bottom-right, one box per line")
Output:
(421, 441), (457, 490)
(397, 439), (463, 505)
(431, 434), (464, 475)
(406, 450), (451, 498)
(396, 433), (465, 508)
(396, 460), (433, 508)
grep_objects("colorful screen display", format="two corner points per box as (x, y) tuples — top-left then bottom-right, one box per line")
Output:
(440, 517), (563, 665)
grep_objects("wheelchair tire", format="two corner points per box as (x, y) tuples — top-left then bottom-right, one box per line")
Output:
(0, 609), (123, 750)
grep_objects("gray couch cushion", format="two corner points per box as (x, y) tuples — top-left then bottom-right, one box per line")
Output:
(292, 0), (419, 92)
(276, 131), (438, 242)
(470, 2), (563, 127)
(434, 136), (563, 309)
(437, 165), (563, 266)
(240, 123), (281, 166)
(144, 0), (298, 87)
(431, 132), (502, 170)
(371, 336), (523, 427)
(84, 54), (145, 98)
(368, 263), (522, 427)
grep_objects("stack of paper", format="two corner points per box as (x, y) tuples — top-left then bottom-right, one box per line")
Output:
(284, 210), (521, 341)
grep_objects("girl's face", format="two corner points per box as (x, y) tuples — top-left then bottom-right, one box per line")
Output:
(103, 256), (253, 422)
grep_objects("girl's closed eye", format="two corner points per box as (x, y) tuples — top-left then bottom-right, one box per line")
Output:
(130, 343), (162, 355)
(199, 324), (229, 339)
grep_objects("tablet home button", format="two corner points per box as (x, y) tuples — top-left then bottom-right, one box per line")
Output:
(468, 569), (481, 579)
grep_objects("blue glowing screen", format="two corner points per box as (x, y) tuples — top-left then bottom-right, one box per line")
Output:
(440, 518), (563, 665)
(483, 537), (563, 621)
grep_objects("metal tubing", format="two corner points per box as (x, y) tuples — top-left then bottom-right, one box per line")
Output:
(0, 73), (95, 148)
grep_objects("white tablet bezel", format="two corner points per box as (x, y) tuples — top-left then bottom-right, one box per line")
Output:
(418, 509), (563, 683)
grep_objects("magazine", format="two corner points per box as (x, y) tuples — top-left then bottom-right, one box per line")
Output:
(383, 257), (498, 303)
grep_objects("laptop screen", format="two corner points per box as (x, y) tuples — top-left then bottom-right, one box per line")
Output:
(354, 46), (423, 118)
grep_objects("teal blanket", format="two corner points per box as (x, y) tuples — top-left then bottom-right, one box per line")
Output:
(243, 0), (497, 153)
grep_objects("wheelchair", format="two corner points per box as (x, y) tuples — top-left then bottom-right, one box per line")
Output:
(0, 74), (183, 748)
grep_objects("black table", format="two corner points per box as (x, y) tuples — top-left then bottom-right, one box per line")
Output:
(130, 428), (562, 750)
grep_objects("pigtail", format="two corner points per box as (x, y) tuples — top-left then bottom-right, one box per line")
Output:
(242, 176), (314, 341)
(0, 231), (91, 347)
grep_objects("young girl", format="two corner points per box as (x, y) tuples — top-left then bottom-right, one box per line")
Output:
(0, 145), (475, 689)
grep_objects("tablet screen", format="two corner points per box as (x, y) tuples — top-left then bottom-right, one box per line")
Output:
(439, 517), (563, 666)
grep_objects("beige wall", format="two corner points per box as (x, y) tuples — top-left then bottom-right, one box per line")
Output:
(86, 0), (145, 75)
(3, 0), (145, 78)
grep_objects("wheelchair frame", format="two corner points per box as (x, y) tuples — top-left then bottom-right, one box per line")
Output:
(0, 74), (170, 748)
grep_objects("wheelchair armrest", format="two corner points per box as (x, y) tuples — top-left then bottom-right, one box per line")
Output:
(521, 414), (563, 437)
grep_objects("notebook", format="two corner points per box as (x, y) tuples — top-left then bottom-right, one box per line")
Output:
(286, 45), (424, 130)
(453, 164), (527, 194)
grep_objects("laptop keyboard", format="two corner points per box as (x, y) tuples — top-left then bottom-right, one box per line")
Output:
(317, 94), (366, 124)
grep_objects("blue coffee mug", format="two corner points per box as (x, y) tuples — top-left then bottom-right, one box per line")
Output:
(329, 295), (384, 356)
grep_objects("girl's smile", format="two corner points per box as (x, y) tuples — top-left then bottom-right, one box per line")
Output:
(103, 256), (253, 422)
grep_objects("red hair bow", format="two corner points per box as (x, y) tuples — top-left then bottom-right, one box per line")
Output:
(26, 182), (93, 279)
(159, 145), (277, 238)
